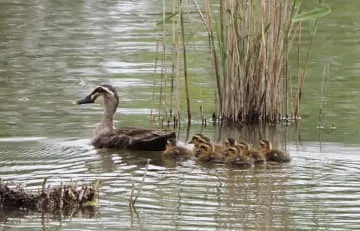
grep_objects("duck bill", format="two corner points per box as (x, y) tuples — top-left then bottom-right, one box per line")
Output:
(73, 94), (94, 105)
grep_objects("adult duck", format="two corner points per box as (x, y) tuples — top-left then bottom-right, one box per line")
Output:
(74, 84), (176, 151)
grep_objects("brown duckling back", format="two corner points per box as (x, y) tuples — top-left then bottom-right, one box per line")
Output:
(265, 149), (291, 163)
(258, 139), (291, 163)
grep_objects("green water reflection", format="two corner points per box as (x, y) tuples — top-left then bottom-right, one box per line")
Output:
(0, 0), (360, 230)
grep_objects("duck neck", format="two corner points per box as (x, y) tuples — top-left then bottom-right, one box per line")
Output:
(94, 102), (116, 136)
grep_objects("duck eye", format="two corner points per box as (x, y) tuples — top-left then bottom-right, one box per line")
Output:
(91, 92), (99, 101)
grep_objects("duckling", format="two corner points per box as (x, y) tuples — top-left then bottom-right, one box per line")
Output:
(189, 134), (211, 157)
(74, 85), (175, 150)
(258, 139), (291, 163)
(188, 134), (210, 146)
(236, 141), (266, 165)
(189, 134), (225, 155)
(224, 146), (253, 168)
(162, 139), (193, 160)
(195, 143), (225, 164)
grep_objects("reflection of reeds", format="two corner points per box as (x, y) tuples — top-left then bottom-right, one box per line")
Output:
(129, 159), (150, 207)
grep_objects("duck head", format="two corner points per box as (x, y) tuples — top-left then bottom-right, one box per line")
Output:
(74, 85), (119, 136)
(74, 85), (119, 107)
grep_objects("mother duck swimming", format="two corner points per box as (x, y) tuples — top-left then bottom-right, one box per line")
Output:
(74, 84), (176, 151)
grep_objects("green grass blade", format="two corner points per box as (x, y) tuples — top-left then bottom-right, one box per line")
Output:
(292, 5), (331, 23)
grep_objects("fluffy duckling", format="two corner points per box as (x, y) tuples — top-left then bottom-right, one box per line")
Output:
(195, 143), (225, 164)
(188, 134), (210, 146)
(189, 134), (225, 154)
(163, 139), (193, 160)
(237, 141), (266, 165)
(224, 146), (253, 168)
(189, 134), (211, 157)
(258, 139), (291, 163)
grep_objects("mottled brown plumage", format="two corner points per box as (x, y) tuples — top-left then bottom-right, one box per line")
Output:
(74, 85), (175, 151)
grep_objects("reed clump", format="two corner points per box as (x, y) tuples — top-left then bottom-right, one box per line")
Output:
(196, 0), (330, 124)
(155, 0), (330, 125)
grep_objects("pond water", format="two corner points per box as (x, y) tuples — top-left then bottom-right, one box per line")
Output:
(1, 0), (360, 230)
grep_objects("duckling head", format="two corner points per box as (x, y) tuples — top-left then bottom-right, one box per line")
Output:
(224, 146), (238, 157)
(224, 137), (236, 148)
(237, 141), (250, 151)
(195, 143), (212, 156)
(259, 139), (272, 150)
(188, 134), (210, 145)
(188, 134), (201, 145)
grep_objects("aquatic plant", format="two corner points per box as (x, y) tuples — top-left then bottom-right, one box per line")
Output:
(0, 178), (99, 213)
(155, 0), (330, 125)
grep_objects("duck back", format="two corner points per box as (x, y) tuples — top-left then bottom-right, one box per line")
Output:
(92, 127), (176, 151)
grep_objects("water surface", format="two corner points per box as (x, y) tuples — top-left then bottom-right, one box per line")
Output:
(1, 0), (360, 230)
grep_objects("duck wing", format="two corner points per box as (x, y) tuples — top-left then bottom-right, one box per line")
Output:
(92, 132), (131, 149)
(115, 127), (176, 151)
